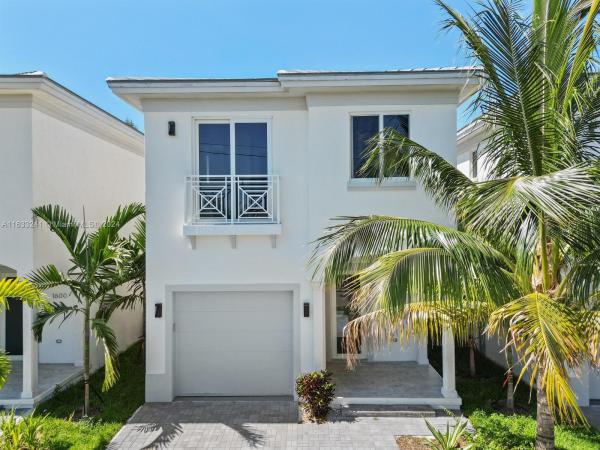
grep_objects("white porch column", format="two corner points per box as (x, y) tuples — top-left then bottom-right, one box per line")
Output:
(416, 335), (429, 365)
(21, 305), (38, 399)
(312, 283), (326, 371)
(441, 327), (458, 398)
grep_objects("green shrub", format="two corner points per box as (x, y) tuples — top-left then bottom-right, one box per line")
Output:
(0, 409), (48, 449)
(295, 370), (335, 423)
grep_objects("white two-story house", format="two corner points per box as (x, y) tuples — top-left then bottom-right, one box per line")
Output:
(108, 68), (479, 408)
(0, 72), (144, 407)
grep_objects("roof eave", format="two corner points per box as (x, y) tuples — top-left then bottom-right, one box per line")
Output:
(0, 74), (145, 155)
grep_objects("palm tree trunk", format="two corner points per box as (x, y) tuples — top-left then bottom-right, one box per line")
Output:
(535, 373), (555, 450)
(468, 336), (476, 377)
(83, 304), (90, 417)
(506, 347), (514, 413)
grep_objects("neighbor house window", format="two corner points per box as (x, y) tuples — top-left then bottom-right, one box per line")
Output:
(351, 114), (409, 178)
(471, 147), (479, 179)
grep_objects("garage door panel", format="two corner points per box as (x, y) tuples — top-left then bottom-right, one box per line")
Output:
(176, 311), (292, 332)
(176, 292), (291, 312)
(176, 351), (292, 374)
(174, 290), (293, 396)
(177, 331), (292, 353)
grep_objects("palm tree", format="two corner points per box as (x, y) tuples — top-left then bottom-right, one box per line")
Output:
(30, 203), (145, 416)
(311, 1), (600, 449)
(0, 278), (48, 388)
(125, 219), (146, 350)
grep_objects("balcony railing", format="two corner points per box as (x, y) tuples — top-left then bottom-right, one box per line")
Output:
(185, 175), (280, 225)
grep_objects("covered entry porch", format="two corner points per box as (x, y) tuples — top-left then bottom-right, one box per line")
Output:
(0, 265), (82, 409)
(0, 361), (81, 408)
(328, 350), (461, 409)
(320, 284), (461, 409)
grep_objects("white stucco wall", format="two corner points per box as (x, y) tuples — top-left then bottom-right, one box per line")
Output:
(0, 96), (35, 278)
(142, 89), (460, 401)
(30, 106), (144, 368)
(0, 96), (35, 358)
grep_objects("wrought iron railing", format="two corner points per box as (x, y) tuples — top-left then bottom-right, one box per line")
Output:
(185, 175), (280, 225)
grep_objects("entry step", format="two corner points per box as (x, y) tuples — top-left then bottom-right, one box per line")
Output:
(341, 404), (436, 418)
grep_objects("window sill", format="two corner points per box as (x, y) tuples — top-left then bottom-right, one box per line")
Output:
(347, 178), (416, 190)
(183, 223), (282, 236)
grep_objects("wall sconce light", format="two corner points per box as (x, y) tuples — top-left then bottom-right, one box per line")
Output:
(303, 302), (310, 318)
(168, 121), (176, 136)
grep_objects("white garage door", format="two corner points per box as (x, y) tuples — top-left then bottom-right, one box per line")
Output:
(174, 290), (293, 396)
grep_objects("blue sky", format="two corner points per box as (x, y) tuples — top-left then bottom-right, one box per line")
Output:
(0, 0), (475, 130)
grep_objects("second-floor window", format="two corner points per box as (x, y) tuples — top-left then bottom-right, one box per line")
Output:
(351, 114), (409, 178)
(198, 121), (268, 176)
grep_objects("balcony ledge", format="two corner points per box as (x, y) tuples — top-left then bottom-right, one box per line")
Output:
(183, 223), (282, 236)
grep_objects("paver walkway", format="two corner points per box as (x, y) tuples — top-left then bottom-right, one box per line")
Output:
(108, 399), (461, 449)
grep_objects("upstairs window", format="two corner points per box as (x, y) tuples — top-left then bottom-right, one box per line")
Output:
(351, 114), (409, 178)
(198, 121), (268, 176)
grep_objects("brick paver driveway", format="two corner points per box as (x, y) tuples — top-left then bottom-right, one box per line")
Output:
(108, 399), (459, 449)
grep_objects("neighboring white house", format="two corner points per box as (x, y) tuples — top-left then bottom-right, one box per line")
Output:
(0, 72), (145, 408)
(108, 67), (479, 408)
(457, 120), (600, 407)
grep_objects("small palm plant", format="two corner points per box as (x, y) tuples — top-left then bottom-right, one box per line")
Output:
(424, 414), (473, 450)
(0, 278), (48, 387)
(30, 203), (145, 416)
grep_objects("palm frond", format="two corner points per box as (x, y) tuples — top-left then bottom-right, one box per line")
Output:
(342, 300), (493, 367)
(0, 277), (48, 311)
(84, 204), (145, 279)
(313, 215), (516, 299)
(32, 205), (82, 257)
(33, 303), (80, 341)
(559, 248), (600, 302)
(88, 203), (145, 252)
(581, 307), (600, 366)
(0, 350), (11, 389)
(488, 293), (588, 425)
(561, 0), (600, 112)
(459, 166), (600, 252)
(91, 318), (119, 391)
(29, 265), (80, 293)
(361, 129), (474, 210)
(437, 0), (547, 178)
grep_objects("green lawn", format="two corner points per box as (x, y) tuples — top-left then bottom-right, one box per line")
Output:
(429, 345), (600, 450)
(36, 343), (145, 450)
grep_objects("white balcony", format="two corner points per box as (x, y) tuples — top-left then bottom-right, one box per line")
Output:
(184, 175), (282, 236)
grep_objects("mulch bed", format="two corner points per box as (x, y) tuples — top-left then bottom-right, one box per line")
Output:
(396, 435), (470, 449)
(396, 436), (432, 449)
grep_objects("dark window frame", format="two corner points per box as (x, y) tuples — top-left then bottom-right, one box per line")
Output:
(195, 119), (271, 177)
(350, 113), (410, 179)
